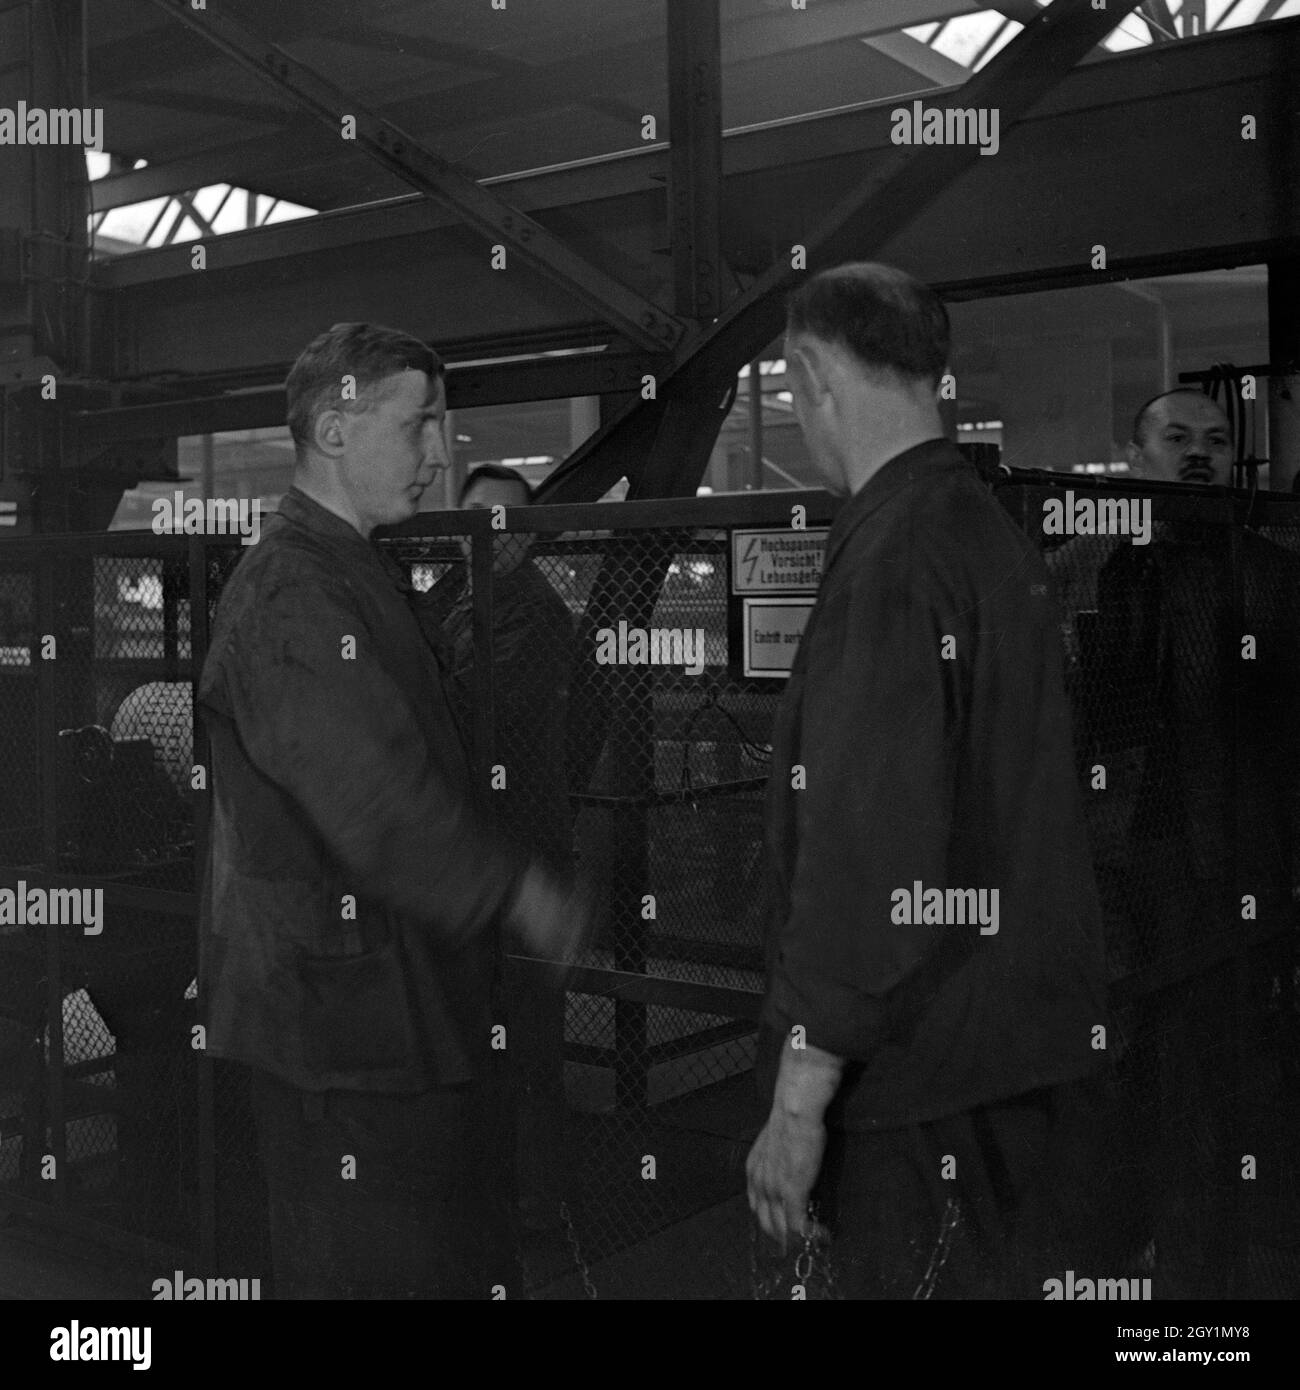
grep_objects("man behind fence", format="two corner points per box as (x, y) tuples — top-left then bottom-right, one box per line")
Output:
(1093, 408), (1300, 1294)
(198, 322), (587, 1299)
(746, 263), (1108, 1298)
(418, 463), (576, 1232)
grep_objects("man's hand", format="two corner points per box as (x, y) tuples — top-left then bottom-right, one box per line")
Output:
(505, 863), (594, 971)
(746, 1109), (827, 1253)
(746, 1034), (845, 1251)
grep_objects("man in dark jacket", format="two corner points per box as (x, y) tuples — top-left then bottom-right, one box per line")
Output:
(746, 264), (1107, 1298)
(1094, 490), (1300, 1296)
(198, 322), (585, 1299)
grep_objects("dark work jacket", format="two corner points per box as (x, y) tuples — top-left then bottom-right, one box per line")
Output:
(198, 488), (528, 1093)
(761, 439), (1107, 1131)
(1096, 521), (1300, 910)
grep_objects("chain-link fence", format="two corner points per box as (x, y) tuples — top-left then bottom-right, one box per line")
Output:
(390, 517), (787, 1295)
(1031, 479), (1300, 1300)
(1, 478), (1298, 1299)
(0, 536), (201, 1273)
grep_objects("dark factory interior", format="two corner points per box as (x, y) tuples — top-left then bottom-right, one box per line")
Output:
(2, 0), (1299, 1327)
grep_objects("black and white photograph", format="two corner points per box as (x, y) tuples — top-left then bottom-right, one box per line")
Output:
(0, 0), (1297, 1363)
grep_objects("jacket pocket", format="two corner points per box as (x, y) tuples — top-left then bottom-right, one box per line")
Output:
(297, 938), (418, 1074)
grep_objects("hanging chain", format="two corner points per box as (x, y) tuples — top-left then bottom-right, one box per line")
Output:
(912, 1195), (964, 1300)
(802, 1205), (840, 1300)
(750, 1202), (839, 1300)
(749, 1218), (784, 1300)
(559, 1200), (598, 1300)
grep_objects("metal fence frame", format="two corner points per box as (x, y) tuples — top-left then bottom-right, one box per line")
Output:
(0, 475), (1297, 1296)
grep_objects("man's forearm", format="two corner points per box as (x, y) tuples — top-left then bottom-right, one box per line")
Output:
(771, 1035), (846, 1125)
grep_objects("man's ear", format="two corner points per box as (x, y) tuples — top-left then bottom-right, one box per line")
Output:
(787, 337), (835, 405)
(1124, 438), (1143, 472)
(313, 407), (348, 458)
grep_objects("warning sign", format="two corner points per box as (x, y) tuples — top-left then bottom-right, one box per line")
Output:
(742, 598), (814, 678)
(730, 528), (828, 595)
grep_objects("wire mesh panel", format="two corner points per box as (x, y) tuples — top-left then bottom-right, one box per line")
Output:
(0, 566), (39, 866)
(56, 555), (194, 885)
(0, 560), (47, 1202)
(0, 537), (201, 1268)
(1036, 484), (1300, 1299)
(379, 521), (780, 1294)
(1, 483), (1297, 1301)
(386, 490), (1300, 1298)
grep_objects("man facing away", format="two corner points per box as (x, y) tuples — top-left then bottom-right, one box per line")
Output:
(746, 263), (1108, 1298)
(198, 322), (586, 1299)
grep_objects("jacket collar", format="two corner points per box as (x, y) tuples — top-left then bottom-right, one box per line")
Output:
(276, 485), (371, 550)
(823, 437), (970, 575)
(276, 486), (412, 592)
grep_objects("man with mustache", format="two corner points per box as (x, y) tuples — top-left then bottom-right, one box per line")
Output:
(1094, 387), (1300, 1296)
(1047, 390), (1234, 647)
(1126, 388), (1233, 486)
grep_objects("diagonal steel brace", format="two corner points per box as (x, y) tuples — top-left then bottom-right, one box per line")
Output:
(144, 0), (686, 353)
(541, 0), (1143, 502)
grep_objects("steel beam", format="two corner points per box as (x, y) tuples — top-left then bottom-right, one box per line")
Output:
(92, 18), (1299, 288)
(322, 21), (647, 130)
(632, 373), (737, 498)
(73, 350), (666, 443)
(91, 0), (402, 99)
(667, 0), (724, 323)
(994, 1), (1047, 22)
(724, 0), (983, 60)
(863, 30), (974, 86)
(1267, 260), (1300, 493)
(96, 0), (979, 214)
(143, 0), (685, 354)
(89, 21), (1300, 387)
(540, 0), (1144, 503)
(1138, 1), (1178, 42)
(0, 0), (90, 373)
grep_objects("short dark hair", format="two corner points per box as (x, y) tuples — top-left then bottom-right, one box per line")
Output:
(285, 322), (443, 453)
(785, 262), (950, 388)
(1131, 388), (1225, 445)
(459, 463), (533, 506)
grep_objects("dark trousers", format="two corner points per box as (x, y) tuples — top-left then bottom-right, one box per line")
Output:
(806, 1084), (1073, 1301)
(251, 1068), (517, 1300)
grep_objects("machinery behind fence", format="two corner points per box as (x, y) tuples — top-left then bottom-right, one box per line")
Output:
(1, 479), (1297, 1298)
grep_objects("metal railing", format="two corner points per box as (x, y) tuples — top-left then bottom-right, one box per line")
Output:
(0, 477), (1297, 1298)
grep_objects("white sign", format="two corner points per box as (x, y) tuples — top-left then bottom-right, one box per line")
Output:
(730, 528), (827, 594)
(742, 598), (814, 678)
